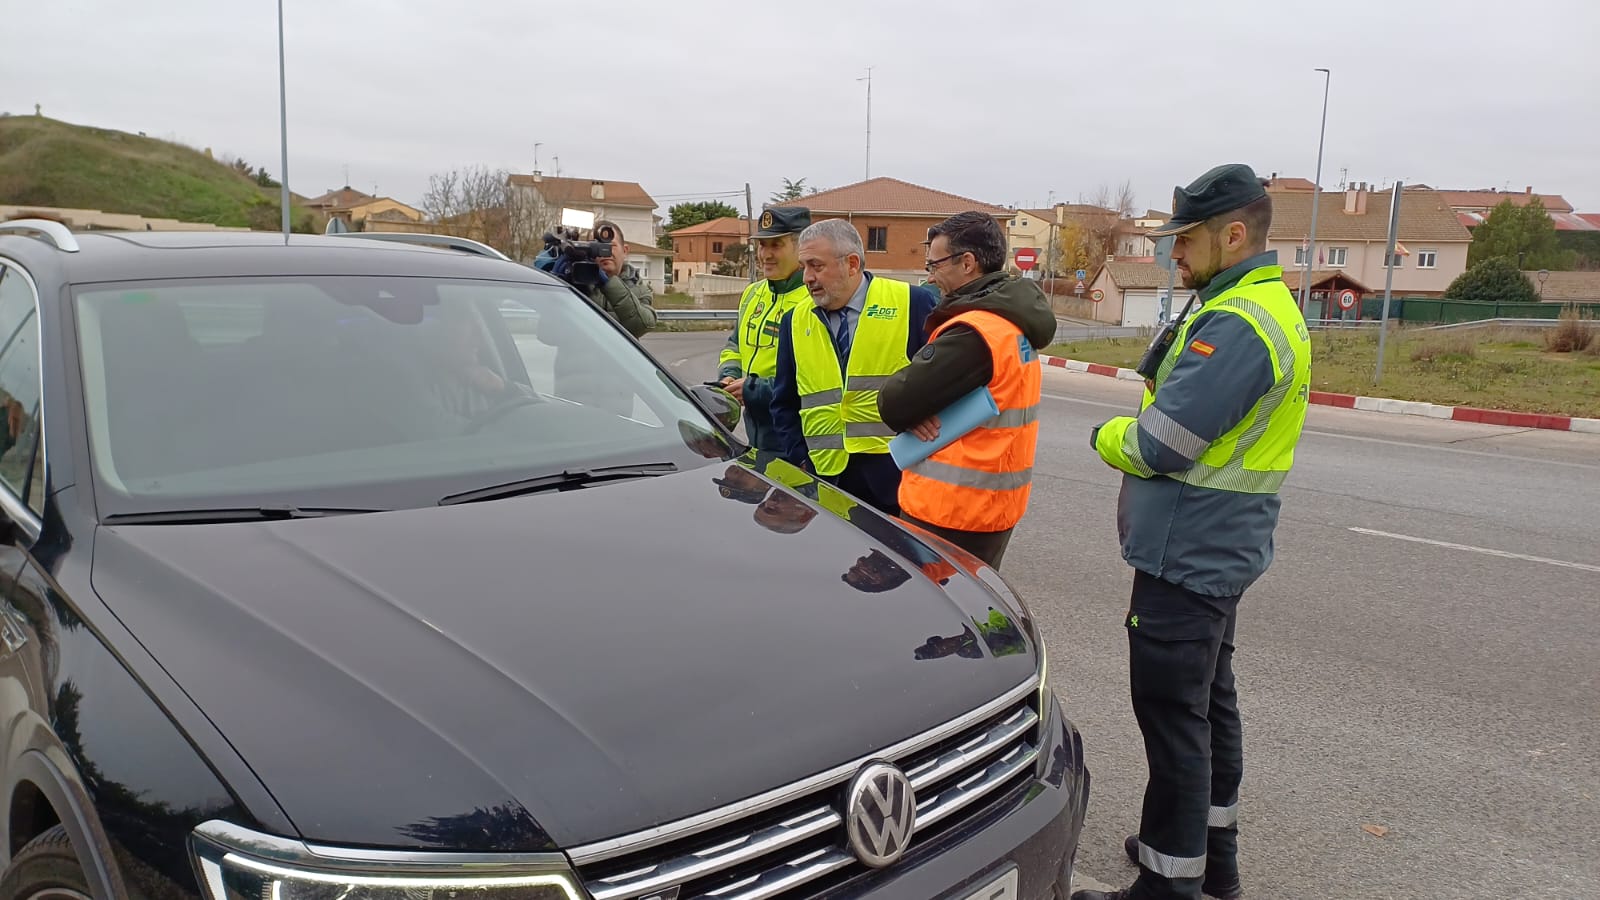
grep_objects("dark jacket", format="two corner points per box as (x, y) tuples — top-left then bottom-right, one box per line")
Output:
(877, 272), (1056, 432)
(770, 273), (939, 469)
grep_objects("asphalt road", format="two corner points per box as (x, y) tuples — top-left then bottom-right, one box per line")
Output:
(643, 330), (1600, 899)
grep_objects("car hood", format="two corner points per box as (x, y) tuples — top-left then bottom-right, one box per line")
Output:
(90, 458), (1037, 852)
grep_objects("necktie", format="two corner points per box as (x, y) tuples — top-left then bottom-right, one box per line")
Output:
(833, 308), (852, 362)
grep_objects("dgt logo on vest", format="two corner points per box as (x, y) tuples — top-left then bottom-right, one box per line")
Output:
(1016, 335), (1036, 363)
(863, 304), (900, 320)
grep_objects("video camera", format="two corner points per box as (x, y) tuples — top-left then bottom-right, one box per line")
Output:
(542, 208), (616, 288)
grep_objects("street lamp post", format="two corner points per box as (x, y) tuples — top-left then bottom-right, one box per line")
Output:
(277, 0), (291, 238)
(1299, 68), (1331, 314)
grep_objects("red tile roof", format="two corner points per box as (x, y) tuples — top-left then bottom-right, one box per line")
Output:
(775, 177), (1010, 217)
(507, 175), (657, 210)
(667, 216), (749, 237)
(1436, 189), (1573, 214)
(1269, 188), (1471, 243)
(1581, 213), (1600, 228)
(306, 186), (377, 209)
(1264, 177), (1318, 191)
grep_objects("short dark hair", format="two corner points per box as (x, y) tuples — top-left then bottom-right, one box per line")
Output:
(1206, 196), (1272, 251)
(928, 211), (1007, 274)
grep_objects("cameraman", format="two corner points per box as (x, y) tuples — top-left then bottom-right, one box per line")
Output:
(536, 220), (658, 337)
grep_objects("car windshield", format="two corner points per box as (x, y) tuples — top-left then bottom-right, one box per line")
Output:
(73, 275), (733, 515)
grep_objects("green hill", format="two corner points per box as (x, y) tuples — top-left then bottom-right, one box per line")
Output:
(0, 115), (319, 230)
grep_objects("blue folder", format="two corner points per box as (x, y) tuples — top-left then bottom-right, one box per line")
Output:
(888, 387), (999, 469)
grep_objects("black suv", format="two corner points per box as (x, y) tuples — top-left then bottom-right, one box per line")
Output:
(0, 221), (1087, 899)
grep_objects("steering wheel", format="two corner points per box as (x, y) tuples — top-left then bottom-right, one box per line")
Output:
(461, 388), (547, 435)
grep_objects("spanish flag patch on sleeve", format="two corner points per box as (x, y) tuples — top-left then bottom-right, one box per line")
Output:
(1189, 339), (1216, 357)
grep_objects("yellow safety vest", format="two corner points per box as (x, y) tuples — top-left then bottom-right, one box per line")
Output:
(790, 277), (912, 476)
(1115, 265), (1311, 493)
(720, 275), (811, 380)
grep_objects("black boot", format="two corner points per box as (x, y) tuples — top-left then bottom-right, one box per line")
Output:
(1070, 890), (1132, 900)
(1121, 835), (1242, 899)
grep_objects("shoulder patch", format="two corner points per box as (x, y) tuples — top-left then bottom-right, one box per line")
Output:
(1189, 339), (1216, 357)
(918, 344), (936, 360)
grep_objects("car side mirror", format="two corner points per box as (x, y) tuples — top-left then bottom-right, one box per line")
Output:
(690, 384), (742, 433)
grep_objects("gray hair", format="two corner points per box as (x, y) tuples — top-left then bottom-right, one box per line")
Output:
(798, 218), (864, 260)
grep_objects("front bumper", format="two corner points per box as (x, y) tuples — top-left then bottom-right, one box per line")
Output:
(822, 698), (1089, 900)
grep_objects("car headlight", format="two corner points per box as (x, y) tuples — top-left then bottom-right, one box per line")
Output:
(191, 821), (583, 900)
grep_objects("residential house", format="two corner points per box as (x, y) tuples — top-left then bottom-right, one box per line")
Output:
(624, 241), (671, 294)
(507, 174), (660, 278)
(305, 186), (377, 216)
(1525, 270), (1600, 304)
(1007, 203), (1159, 277)
(1086, 261), (1185, 327)
(667, 216), (752, 284)
(1440, 187), (1598, 232)
(337, 197), (423, 229)
(1266, 183), (1472, 307)
(775, 177), (1013, 284)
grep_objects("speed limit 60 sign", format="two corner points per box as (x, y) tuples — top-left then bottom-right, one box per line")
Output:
(1337, 289), (1357, 311)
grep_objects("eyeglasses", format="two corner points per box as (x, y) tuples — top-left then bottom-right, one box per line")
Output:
(924, 252), (967, 272)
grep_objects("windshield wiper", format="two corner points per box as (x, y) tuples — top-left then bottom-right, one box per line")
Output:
(102, 506), (386, 525)
(438, 462), (678, 506)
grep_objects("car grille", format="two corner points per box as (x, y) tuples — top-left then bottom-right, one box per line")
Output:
(571, 677), (1043, 900)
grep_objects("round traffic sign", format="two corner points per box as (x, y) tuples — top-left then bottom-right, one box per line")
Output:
(1014, 248), (1038, 271)
(1090, 289), (1105, 302)
(1337, 289), (1357, 311)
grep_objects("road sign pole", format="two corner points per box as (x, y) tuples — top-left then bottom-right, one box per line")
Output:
(1374, 181), (1403, 384)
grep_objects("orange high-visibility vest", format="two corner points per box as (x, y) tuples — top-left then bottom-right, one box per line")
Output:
(899, 310), (1042, 533)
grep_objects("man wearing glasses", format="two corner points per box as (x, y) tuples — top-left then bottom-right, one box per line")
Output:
(716, 206), (814, 452)
(877, 211), (1056, 568)
(769, 219), (937, 516)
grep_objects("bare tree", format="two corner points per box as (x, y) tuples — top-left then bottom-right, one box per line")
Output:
(420, 165), (557, 262)
(1083, 180), (1137, 265)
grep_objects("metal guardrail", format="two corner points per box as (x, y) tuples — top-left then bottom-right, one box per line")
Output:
(1306, 318), (1384, 329)
(656, 309), (738, 321)
(1420, 318), (1561, 331)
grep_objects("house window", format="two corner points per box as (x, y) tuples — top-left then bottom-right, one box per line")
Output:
(1294, 247), (1307, 266)
(1417, 250), (1438, 269)
(1384, 250), (1404, 268)
(712, 241), (724, 254)
(1327, 247), (1347, 267)
(867, 227), (888, 252)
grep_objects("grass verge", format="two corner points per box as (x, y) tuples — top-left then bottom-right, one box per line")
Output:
(1045, 326), (1600, 418)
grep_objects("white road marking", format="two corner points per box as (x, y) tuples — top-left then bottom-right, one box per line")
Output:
(1349, 528), (1600, 574)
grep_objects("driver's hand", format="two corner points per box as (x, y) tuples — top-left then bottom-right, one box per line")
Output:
(466, 366), (506, 395)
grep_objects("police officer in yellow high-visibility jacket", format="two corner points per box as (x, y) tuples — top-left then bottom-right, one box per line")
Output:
(1075, 165), (1311, 900)
(770, 219), (938, 516)
(716, 207), (814, 452)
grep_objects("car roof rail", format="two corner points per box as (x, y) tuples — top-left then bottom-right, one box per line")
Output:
(0, 218), (81, 253)
(326, 231), (513, 262)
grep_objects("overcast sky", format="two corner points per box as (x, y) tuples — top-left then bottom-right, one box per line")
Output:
(7, 0), (1599, 218)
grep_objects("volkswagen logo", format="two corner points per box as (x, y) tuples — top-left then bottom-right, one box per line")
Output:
(845, 762), (916, 868)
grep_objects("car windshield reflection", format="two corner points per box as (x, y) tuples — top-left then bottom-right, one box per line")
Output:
(73, 276), (727, 515)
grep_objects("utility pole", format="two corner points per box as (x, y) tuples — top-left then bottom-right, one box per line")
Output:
(745, 182), (757, 281)
(1375, 181), (1403, 384)
(277, 0), (291, 237)
(858, 67), (873, 181)
(534, 142), (543, 174)
(1299, 67), (1331, 314)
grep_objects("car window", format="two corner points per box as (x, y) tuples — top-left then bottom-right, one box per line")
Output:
(73, 275), (729, 515)
(0, 268), (43, 515)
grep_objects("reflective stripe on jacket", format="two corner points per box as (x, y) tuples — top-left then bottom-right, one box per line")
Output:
(900, 309), (1042, 532)
(790, 277), (912, 476)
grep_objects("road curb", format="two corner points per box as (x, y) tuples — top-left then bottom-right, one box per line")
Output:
(1041, 354), (1600, 434)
